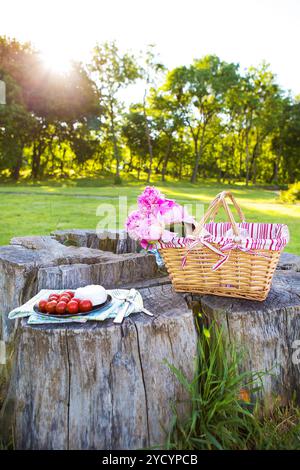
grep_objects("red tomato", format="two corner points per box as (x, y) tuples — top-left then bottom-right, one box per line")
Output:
(60, 295), (71, 303)
(60, 291), (71, 298)
(56, 301), (67, 315)
(45, 300), (57, 314)
(79, 299), (93, 313)
(48, 293), (59, 301)
(38, 299), (48, 313)
(64, 291), (75, 298)
(66, 300), (79, 315)
(72, 298), (81, 304)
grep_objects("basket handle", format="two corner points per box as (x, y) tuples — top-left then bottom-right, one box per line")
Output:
(192, 191), (246, 238)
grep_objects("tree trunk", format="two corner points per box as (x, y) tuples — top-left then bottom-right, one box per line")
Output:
(190, 126), (205, 184)
(1, 283), (198, 449)
(109, 102), (120, 178)
(238, 134), (243, 180)
(161, 137), (171, 182)
(252, 160), (257, 184)
(127, 149), (133, 172)
(273, 145), (282, 184)
(11, 154), (23, 181)
(249, 138), (259, 183)
(245, 129), (250, 187)
(31, 143), (39, 180)
(31, 141), (44, 180)
(178, 153), (183, 179)
(113, 134), (119, 177)
(143, 91), (154, 184)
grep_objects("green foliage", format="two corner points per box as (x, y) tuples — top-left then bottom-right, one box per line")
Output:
(164, 56), (239, 183)
(89, 41), (140, 177)
(280, 182), (300, 203)
(0, 37), (100, 180)
(165, 321), (300, 450)
(165, 322), (264, 450)
(0, 37), (299, 186)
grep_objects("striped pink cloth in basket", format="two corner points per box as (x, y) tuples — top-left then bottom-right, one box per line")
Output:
(155, 222), (289, 251)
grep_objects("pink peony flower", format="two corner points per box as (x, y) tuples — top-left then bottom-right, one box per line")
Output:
(138, 186), (179, 216)
(161, 203), (195, 225)
(126, 211), (163, 242)
(125, 210), (142, 240)
(125, 186), (195, 250)
(126, 210), (140, 230)
(138, 186), (164, 211)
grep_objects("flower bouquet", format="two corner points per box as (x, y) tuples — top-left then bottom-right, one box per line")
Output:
(125, 186), (194, 251)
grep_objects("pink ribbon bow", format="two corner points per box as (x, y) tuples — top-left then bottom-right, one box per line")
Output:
(181, 238), (271, 271)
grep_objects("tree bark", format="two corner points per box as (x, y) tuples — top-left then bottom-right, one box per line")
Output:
(11, 154), (23, 181)
(161, 136), (171, 182)
(31, 143), (39, 180)
(31, 142), (44, 180)
(143, 90), (154, 184)
(273, 145), (282, 184)
(190, 125), (205, 184)
(249, 138), (259, 183)
(109, 101), (120, 178)
(245, 129), (250, 186)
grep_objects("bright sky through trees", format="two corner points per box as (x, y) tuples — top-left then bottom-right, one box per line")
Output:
(0, 0), (299, 94)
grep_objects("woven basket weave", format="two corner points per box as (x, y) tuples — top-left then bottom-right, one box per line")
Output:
(159, 191), (288, 301)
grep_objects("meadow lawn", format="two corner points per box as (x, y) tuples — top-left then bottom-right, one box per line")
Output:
(0, 179), (299, 254)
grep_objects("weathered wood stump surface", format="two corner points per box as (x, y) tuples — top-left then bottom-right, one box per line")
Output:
(0, 232), (164, 343)
(52, 228), (141, 254)
(1, 284), (197, 450)
(190, 266), (300, 405)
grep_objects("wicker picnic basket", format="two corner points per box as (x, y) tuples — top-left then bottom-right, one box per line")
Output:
(158, 191), (289, 301)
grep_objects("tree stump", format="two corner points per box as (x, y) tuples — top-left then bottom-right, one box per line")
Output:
(277, 251), (300, 272)
(190, 269), (300, 405)
(51, 229), (142, 254)
(1, 284), (198, 450)
(0, 234), (163, 343)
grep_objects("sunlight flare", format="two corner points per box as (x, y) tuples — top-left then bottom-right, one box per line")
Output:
(40, 47), (72, 74)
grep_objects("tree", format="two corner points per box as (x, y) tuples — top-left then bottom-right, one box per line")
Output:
(164, 55), (239, 183)
(146, 89), (184, 181)
(0, 72), (36, 179)
(0, 37), (101, 179)
(122, 106), (148, 179)
(26, 61), (100, 179)
(277, 100), (300, 183)
(90, 41), (140, 180)
(225, 63), (287, 185)
(138, 45), (166, 182)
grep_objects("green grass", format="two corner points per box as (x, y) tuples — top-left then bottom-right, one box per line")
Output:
(165, 320), (300, 450)
(0, 179), (299, 254)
